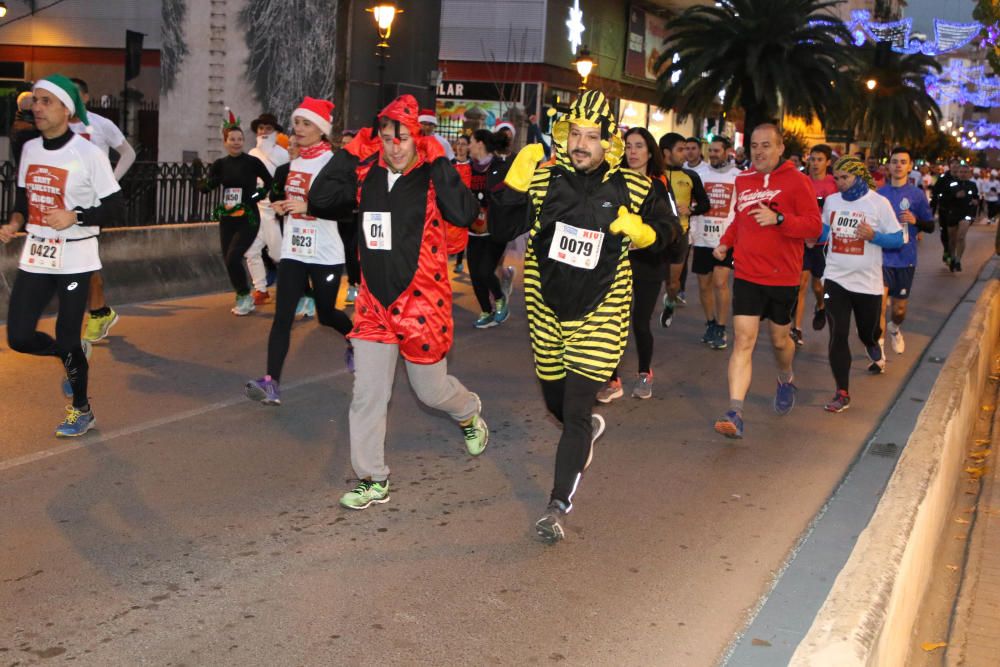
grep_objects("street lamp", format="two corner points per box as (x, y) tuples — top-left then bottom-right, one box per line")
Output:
(865, 78), (877, 91)
(573, 47), (595, 91)
(367, 2), (402, 108)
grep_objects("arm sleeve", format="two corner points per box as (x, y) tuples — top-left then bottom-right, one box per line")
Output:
(270, 165), (289, 202)
(871, 230), (904, 249)
(776, 175), (823, 239)
(112, 140), (137, 180)
(687, 170), (711, 216)
(306, 149), (360, 219)
(641, 179), (679, 252)
(199, 159), (221, 192)
(430, 158), (478, 228)
(489, 184), (534, 242)
(76, 190), (125, 228)
(912, 193), (935, 232)
(13, 186), (27, 219)
(250, 155), (273, 202)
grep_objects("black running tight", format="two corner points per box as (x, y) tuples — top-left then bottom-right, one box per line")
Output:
(219, 218), (256, 295)
(539, 372), (603, 507)
(266, 259), (353, 382)
(611, 278), (660, 380)
(824, 279), (882, 392)
(466, 235), (506, 312)
(7, 270), (92, 409)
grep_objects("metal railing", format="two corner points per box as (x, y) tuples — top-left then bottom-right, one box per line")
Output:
(0, 160), (223, 227)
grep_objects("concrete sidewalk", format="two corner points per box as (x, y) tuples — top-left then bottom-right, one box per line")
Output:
(947, 372), (1000, 667)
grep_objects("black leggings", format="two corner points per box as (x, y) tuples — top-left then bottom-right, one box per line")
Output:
(467, 235), (506, 312)
(540, 372), (603, 507)
(612, 278), (660, 380)
(219, 218), (256, 295)
(7, 270), (92, 409)
(266, 259), (353, 382)
(338, 217), (361, 286)
(824, 279), (882, 392)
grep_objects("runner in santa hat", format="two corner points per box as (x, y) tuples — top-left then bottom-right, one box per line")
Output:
(307, 94), (485, 510)
(245, 96), (354, 406)
(418, 108), (455, 161)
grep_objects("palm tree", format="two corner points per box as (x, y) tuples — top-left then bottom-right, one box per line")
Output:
(849, 44), (941, 157)
(655, 0), (857, 150)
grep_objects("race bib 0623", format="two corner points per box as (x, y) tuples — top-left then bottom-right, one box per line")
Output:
(548, 221), (604, 270)
(363, 212), (392, 250)
(288, 223), (316, 258)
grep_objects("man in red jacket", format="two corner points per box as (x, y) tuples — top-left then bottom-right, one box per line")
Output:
(711, 124), (822, 438)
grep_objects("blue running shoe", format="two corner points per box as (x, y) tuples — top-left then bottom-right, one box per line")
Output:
(55, 405), (96, 437)
(474, 311), (497, 328)
(714, 410), (743, 439)
(774, 380), (797, 415)
(245, 376), (281, 405)
(494, 297), (510, 324)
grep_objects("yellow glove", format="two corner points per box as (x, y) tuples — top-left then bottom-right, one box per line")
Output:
(609, 206), (656, 249)
(503, 143), (546, 192)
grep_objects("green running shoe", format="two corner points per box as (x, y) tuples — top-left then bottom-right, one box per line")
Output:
(460, 393), (488, 456)
(83, 307), (119, 342)
(339, 479), (390, 510)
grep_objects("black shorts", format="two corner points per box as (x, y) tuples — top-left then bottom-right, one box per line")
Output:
(882, 266), (915, 299)
(732, 278), (798, 325)
(802, 244), (826, 278)
(691, 245), (733, 274)
(667, 231), (690, 265)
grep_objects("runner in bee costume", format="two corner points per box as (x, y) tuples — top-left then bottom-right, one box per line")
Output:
(491, 90), (676, 543)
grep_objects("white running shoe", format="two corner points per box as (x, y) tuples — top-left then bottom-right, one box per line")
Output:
(888, 324), (905, 354)
(231, 293), (255, 316)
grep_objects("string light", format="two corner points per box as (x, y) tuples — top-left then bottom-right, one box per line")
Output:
(847, 10), (987, 56)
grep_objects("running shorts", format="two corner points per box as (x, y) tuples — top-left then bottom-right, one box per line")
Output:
(732, 278), (798, 325)
(691, 245), (734, 274)
(882, 265), (915, 299)
(802, 244), (826, 279)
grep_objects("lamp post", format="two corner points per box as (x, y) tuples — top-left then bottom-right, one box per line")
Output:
(367, 2), (400, 108)
(573, 47), (595, 91)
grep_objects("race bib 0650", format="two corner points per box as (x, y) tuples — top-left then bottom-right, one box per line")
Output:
(548, 221), (604, 270)
(223, 188), (242, 209)
(363, 212), (392, 250)
(21, 236), (64, 269)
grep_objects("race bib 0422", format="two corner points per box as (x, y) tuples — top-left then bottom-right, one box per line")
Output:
(363, 212), (392, 250)
(21, 236), (64, 270)
(548, 221), (604, 270)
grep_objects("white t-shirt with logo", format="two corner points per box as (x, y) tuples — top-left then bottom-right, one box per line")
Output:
(279, 151), (345, 266)
(689, 163), (740, 247)
(69, 112), (125, 157)
(821, 190), (900, 295)
(17, 134), (120, 274)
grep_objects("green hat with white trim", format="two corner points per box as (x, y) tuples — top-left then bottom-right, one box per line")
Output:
(32, 74), (89, 126)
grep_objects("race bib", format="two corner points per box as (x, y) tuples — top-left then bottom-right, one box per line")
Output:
(470, 209), (488, 235)
(548, 221), (604, 270)
(830, 211), (866, 255)
(21, 236), (64, 269)
(701, 220), (724, 246)
(288, 223), (316, 258)
(223, 188), (242, 209)
(898, 198), (910, 244)
(363, 212), (392, 250)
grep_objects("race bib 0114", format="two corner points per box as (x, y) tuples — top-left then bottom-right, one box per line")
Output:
(363, 212), (392, 250)
(548, 221), (604, 270)
(21, 236), (64, 270)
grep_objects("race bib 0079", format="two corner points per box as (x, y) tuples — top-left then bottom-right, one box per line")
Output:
(548, 221), (604, 270)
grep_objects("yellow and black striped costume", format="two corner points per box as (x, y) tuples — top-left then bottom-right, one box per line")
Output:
(494, 91), (673, 383)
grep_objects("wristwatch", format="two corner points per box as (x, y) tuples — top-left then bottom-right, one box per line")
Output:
(775, 212), (785, 226)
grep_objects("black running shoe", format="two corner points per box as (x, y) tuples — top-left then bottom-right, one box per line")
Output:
(534, 500), (569, 544)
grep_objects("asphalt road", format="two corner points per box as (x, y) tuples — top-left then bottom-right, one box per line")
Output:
(1, 226), (996, 666)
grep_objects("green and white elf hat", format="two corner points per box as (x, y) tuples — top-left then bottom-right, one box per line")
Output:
(33, 74), (90, 128)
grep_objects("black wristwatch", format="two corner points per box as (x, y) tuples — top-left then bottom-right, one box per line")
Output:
(775, 213), (785, 226)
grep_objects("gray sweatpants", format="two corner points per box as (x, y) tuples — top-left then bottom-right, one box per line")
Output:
(349, 338), (480, 481)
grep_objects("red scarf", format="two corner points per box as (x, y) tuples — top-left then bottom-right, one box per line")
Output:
(299, 141), (332, 160)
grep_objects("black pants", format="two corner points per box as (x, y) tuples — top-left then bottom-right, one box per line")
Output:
(940, 221), (950, 253)
(267, 259), (352, 381)
(540, 372), (603, 507)
(219, 218), (256, 295)
(824, 279), (882, 392)
(7, 270), (92, 409)
(467, 235), (506, 312)
(612, 278), (659, 380)
(338, 217), (361, 286)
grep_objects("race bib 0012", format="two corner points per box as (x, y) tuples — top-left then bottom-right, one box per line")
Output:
(830, 210), (866, 255)
(363, 212), (392, 250)
(288, 223), (316, 258)
(548, 221), (604, 270)
(223, 188), (242, 209)
(21, 236), (64, 270)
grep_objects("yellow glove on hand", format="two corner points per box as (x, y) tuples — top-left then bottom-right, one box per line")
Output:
(503, 143), (546, 192)
(609, 206), (655, 249)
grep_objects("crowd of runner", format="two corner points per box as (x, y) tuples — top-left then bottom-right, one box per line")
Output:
(3, 74), (998, 543)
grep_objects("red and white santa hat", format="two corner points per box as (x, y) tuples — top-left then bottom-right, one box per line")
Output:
(291, 97), (334, 137)
(418, 108), (437, 125)
(494, 120), (516, 137)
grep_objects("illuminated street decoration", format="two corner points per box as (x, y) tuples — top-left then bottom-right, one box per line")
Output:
(925, 59), (1000, 108)
(966, 119), (1000, 136)
(848, 10), (985, 56)
(566, 0), (585, 54)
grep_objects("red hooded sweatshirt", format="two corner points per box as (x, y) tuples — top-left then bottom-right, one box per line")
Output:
(720, 160), (822, 287)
